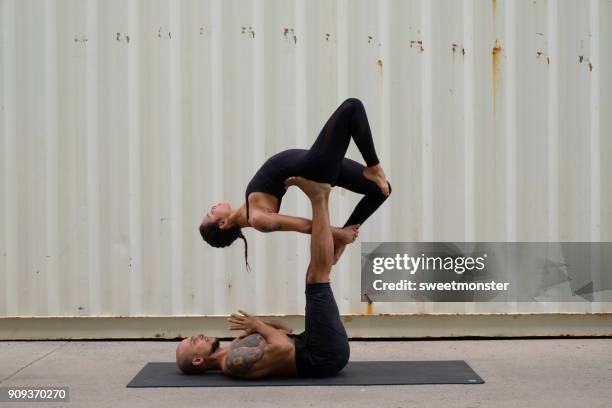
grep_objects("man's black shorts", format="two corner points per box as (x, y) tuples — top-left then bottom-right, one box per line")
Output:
(292, 282), (350, 377)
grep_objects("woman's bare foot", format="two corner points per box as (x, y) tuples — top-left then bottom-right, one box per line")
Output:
(284, 176), (331, 199)
(333, 224), (360, 245)
(363, 164), (390, 196)
(332, 225), (359, 264)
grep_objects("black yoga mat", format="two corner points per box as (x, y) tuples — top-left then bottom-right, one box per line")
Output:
(127, 360), (484, 387)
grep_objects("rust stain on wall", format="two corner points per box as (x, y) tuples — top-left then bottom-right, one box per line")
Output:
(492, 0), (497, 32)
(409, 40), (424, 53)
(452, 43), (466, 62)
(242, 26), (255, 39)
(492, 39), (503, 115)
(578, 55), (594, 72)
(364, 293), (375, 315)
(377, 59), (384, 97)
(536, 51), (550, 65)
(283, 27), (296, 44)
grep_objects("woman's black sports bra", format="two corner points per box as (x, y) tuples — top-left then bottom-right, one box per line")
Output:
(245, 149), (308, 222)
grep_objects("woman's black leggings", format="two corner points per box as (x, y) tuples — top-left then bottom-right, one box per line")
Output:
(301, 98), (391, 227)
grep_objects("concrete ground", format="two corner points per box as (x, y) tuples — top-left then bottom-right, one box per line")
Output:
(0, 338), (611, 408)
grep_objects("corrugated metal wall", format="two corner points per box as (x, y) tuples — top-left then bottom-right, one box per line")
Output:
(1, 0), (611, 320)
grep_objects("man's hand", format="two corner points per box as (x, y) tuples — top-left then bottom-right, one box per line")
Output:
(228, 309), (294, 355)
(228, 310), (264, 334)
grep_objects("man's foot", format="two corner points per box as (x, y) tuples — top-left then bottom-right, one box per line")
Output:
(363, 164), (390, 196)
(284, 176), (331, 199)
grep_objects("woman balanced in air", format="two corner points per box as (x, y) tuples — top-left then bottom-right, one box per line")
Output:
(199, 97), (391, 269)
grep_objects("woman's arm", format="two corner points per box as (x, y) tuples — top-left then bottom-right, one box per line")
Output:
(249, 211), (345, 238)
(249, 212), (309, 233)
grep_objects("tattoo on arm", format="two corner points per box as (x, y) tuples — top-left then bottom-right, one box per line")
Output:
(231, 334), (265, 349)
(226, 334), (267, 376)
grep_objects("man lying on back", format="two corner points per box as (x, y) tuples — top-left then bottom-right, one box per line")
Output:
(175, 177), (350, 378)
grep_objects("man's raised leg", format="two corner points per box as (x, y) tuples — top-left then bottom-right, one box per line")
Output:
(285, 176), (333, 284)
(285, 176), (350, 378)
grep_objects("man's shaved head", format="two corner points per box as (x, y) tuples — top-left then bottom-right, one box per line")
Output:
(175, 334), (220, 374)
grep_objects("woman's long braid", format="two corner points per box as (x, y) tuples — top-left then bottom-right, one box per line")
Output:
(238, 230), (251, 272)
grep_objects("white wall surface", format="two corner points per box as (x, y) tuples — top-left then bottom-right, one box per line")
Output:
(1, 0), (611, 320)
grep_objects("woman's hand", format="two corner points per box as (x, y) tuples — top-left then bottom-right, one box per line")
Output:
(228, 310), (264, 334)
